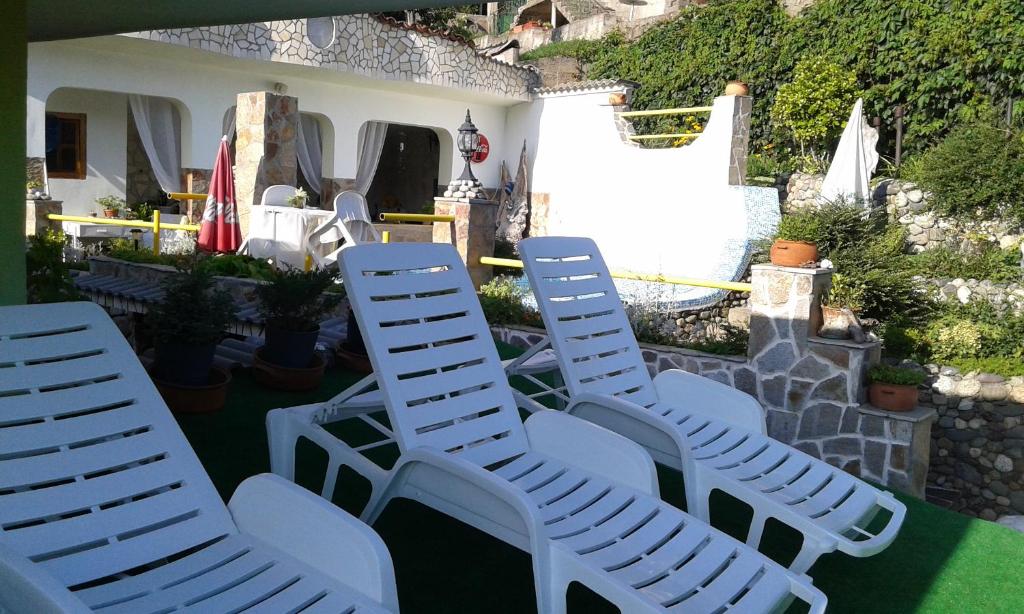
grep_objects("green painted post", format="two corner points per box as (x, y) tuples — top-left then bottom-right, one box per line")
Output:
(0, 0), (27, 305)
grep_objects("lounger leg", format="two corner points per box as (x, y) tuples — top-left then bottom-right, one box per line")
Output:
(746, 511), (768, 550)
(536, 557), (569, 614)
(788, 536), (830, 575)
(266, 411), (297, 481)
(685, 487), (711, 522)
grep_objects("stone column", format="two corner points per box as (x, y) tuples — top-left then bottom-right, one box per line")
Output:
(234, 91), (298, 236)
(432, 196), (497, 289)
(728, 95), (753, 186)
(25, 199), (62, 236)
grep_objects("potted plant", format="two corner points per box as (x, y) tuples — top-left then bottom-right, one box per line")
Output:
(148, 265), (236, 413)
(255, 267), (342, 388)
(819, 273), (865, 340)
(287, 187), (309, 209)
(725, 80), (750, 96)
(867, 364), (925, 412)
(770, 209), (820, 267)
(96, 195), (126, 218)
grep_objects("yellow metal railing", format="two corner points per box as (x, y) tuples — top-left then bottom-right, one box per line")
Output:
(627, 133), (701, 142)
(617, 106), (712, 118)
(479, 257), (753, 293)
(379, 212), (456, 224)
(167, 192), (208, 201)
(49, 213), (200, 256)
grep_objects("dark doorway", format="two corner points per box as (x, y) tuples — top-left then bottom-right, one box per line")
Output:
(365, 124), (441, 218)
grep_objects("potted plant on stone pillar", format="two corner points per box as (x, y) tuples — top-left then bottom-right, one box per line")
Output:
(819, 273), (867, 341)
(97, 195), (126, 219)
(770, 209), (820, 267)
(148, 265), (236, 413)
(868, 364), (926, 412)
(254, 267), (342, 390)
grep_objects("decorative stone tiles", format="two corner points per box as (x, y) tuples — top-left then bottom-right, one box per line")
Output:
(128, 15), (537, 100)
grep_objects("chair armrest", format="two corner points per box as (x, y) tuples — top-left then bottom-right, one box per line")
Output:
(524, 410), (659, 497)
(0, 543), (90, 614)
(653, 369), (767, 435)
(228, 473), (399, 611)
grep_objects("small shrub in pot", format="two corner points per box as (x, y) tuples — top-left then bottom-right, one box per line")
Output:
(148, 266), (235, 386)
(256, 267), (343, 368)
(771, 210), (821, 267)
(867, 364), (926, 412)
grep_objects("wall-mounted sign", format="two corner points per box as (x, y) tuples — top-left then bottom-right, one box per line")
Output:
(471, 134), (489, 164)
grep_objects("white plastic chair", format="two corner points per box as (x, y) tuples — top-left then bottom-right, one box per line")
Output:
(0, 302), (398, 613)
(308, 191), (381, 268)
(268, 242), (826, 614)
(513, 236), (907, 574)
(261, 184), (298, 206)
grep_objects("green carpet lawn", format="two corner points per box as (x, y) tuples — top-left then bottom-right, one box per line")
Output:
(174, 347), (1024, 613)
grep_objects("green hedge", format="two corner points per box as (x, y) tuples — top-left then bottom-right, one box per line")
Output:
(553, 0), (1024, 157)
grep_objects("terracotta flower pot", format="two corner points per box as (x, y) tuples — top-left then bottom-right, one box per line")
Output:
(152, 367), (232, 414)
(103, 209), (117, 218)
(253, 346), (326, 391)
(725, 80), (749, 96)
(770, 239), (818, 267)
(608, 92), (628, 106)
(869, 382), (918, 412)
(819, 305), (852, 339)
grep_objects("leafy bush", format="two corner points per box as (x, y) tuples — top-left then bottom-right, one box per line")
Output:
(95, 195), (125, 213)
(906, 244), (1023, 283)
(803, 201), (883, 254)
(520, 37), (613, 64)
(823, 272), (865, 312)
(624, 300), (674, 346)
(926, 319), (985, 362)
(147, 267), (235, 346)
(198, 254), (276, 281)
(681, 324), (749, 356)
(25, 230), (79, 303)
(478, 276), (542, 327)
(771, 57), (859, 155)
(905, 120), (1024, 224)
(945, 356), (1024, 378)
(774, 209), (821, 243)
(868, 364), (926, 386)
(256, 267), (343, 332)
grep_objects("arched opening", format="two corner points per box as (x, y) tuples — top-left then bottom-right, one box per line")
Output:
(364, 123), (446, 218)
(296, 112), (334, 209)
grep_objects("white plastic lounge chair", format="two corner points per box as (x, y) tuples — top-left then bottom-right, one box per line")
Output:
(308, 191), (381, 268)
(514, 236), (906, 574)
(0, 302), (398, 613)
(269, 242), (826, 613)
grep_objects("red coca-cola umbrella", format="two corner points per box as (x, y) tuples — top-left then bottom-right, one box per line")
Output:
(197, 136), (241, 252)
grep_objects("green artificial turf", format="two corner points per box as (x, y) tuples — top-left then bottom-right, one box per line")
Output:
(173, 344), (1024, 613)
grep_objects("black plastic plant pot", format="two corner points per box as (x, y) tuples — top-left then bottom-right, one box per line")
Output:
(154, 341), (216, 386)
(344, 307), (367, 356)
(264, 323), (320, 368)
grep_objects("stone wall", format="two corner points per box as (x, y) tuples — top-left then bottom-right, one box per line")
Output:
(129, 15), (537, 100)
(779, 172), (824, 213)
(928, 277), (1024, 315)
(924, 366), (1024, 519)
(877, 179), (1023, 253)
(25, 157), (45, 190)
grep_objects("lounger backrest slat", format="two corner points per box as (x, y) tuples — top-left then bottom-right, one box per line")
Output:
(0, 302), (235, 589)
(519, 237), (659, 407)
(340, 243), (530, 468)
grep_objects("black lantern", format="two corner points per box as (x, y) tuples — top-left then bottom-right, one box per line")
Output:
(456, 109), (481, 183)
(129, 228), (143, 251)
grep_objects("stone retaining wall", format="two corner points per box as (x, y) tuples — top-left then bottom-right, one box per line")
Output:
(928, 277), (1024, 315)
(925, 366), (1024, 519)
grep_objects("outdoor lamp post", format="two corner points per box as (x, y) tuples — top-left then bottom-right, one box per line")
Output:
(445, 109), (484, 199)
(456, 109), (480, 183)
(130, 228), (143, 251)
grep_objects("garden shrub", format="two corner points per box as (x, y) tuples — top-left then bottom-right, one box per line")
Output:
(907, 243), (1023, 283)
(868, 364), (926, 386)
(905, 120), (1024, 224)
(478, 276), (542, 327)
(774, 209), (821, 243)
(770, 57), (859, 155)
(25, 229), (78, 303)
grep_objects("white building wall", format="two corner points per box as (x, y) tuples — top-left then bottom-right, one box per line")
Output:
(44, 89), (128, 216)
(27, 38), (513, 203)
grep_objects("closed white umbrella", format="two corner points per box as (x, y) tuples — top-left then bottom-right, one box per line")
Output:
(819, 98), (879, 206)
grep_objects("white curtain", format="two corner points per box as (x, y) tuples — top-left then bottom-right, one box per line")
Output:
(128, 95), (182, 193)
(354, 121), (389, 195)
(296, 114), (323, 195)
(222, 106), (236, 142)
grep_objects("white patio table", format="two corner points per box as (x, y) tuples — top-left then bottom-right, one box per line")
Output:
(240, 205), (334, 269)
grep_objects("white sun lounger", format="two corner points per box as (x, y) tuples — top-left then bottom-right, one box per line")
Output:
(0, 302), (398, 613)
(268, 243), (826, 613)
(513, 236), (906, 574)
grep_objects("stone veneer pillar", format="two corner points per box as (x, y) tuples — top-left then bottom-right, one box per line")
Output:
(25, 199), (62, 236)
(745, 264), (934, 497)
(432, 196), (497, 289)
(233, 91), (298, 236)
